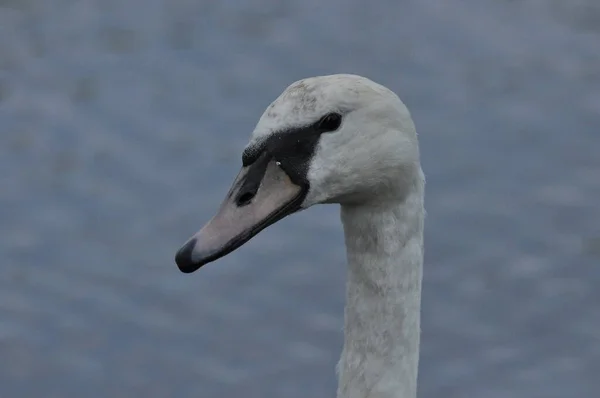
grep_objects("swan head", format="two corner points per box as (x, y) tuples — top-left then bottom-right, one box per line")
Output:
(175, 74), (420, 273)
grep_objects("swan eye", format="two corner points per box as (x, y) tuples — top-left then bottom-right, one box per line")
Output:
(318, 113), (342, 132)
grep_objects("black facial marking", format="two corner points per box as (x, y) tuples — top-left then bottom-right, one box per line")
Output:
(242, 113), (343, 187)
(271, 128), (322, 186)
(241, 145), (264, 167)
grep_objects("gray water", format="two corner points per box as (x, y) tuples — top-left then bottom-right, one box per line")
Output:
(1, 1), (599, 397)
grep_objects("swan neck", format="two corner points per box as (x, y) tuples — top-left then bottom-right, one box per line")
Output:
(337, 180), (424, 398)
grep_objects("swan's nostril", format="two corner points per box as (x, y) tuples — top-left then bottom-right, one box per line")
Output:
(236, 190), (256, 207)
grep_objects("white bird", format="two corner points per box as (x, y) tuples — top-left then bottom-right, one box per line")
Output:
(175, 74), (425, 398)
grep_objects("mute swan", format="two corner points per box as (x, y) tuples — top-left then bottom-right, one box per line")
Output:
(175, 74), (425, 398)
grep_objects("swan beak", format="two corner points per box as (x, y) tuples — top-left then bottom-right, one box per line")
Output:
(175, 157), (305, 273)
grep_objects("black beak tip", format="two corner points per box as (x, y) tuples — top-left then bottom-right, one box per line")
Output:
(175, 238), (200, 274)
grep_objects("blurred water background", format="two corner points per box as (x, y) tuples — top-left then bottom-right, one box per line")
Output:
(1, 0), (600, 397)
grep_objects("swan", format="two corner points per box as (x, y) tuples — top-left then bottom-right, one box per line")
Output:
(175, 74), (425, 398)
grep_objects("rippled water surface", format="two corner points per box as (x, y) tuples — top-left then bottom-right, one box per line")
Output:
(1, 1), (599, 397)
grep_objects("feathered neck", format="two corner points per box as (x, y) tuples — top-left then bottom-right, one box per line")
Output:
(336, 169), (425, 398)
